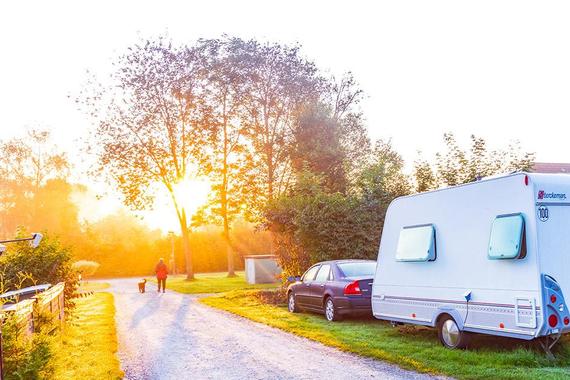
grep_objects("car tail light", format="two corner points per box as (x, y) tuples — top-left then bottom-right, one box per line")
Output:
(549, 314), (558, 327)
(344, 281), (362, 295)
(551, 294), (557, 304)
(564, 317), (569, 326)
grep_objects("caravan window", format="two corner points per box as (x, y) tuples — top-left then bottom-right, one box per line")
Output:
(395, 224), (436, 262)
(488, 214), (526, 260)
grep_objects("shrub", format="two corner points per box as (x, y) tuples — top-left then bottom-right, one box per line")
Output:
(72, 260), (100, 279)
(0, 231), (79, 310)
(2, 310), (57, 380)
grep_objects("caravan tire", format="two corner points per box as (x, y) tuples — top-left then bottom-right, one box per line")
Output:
(437, 315), (470, 349)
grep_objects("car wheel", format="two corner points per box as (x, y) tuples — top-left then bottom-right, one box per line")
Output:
(324, 297), (342, 322)
(288, 292), (299, 313)
(437, 315), (469, 349)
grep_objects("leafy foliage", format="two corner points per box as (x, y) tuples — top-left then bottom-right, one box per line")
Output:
(0, 231), (78, 309)
(72, 260), (100, 278)
(415, 133), (535, 190)
(2, 308), (58, 380)
(0, 131), (73, 239)
(266, 140), (410, 277)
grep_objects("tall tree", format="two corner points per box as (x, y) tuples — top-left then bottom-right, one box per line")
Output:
(435, 133), (535, 187)
(232, 38), (324, 204)
(0, 130), (70, 236)
(290, 105), (347, 193)
(80, 37), (209, 280)
(413, 155), (437, 193)
(195, 38), (256, 276)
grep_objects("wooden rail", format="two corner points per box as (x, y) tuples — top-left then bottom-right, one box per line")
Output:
(0, 282), (65, 334)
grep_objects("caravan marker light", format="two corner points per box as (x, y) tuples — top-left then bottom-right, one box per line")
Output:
(549, 314), (559, 328)
(524, 175), (529, 186)
(344, 281), (362, 295)
(564, 317), (569, 326)
(551, 294), (558, 304)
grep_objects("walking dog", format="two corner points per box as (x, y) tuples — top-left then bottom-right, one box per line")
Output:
(138, 279), (147, 293)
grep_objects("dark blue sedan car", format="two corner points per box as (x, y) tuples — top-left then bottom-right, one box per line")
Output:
(287, 260), (376, 321)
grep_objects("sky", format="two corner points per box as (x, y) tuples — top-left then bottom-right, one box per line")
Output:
(1, 1), (570, 230)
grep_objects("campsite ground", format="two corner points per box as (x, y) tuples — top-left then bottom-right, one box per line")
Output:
(82, 274), (570, 379)
(106, 277), (437, 380)
(203, 290), (570, 379)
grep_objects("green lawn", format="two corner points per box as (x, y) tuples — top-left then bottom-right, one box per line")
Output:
(201, 290), (570, 380)
(77, 281), (110, 292)
(149, 271), (279, 294)
(52, 292), (123, 379)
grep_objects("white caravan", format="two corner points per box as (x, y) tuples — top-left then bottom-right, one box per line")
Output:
(372, 172), (570, 352)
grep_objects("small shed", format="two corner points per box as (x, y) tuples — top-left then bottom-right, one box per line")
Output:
(244, 255), (282, 284)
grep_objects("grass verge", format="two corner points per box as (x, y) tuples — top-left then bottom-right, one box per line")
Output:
(52, 292), (123, 379)
(201, 290), (570, 380)
(149, 271), (278, 294)
(77, 281), (110, 292)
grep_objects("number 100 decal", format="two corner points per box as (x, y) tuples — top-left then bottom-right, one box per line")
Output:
(538, 206), (549, 222)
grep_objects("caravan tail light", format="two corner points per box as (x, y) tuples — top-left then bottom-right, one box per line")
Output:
(551, 294), (557, 304)
(524, 175), (529, 186)
(344, 281), (362, 295)
(564, 317), (569, 326)
(549, 314), (559, 327)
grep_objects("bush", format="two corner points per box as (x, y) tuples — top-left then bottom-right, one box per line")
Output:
(2, 311), (57, 380)
(0, 231), (79, 310)
(72, 260), (100, 279)
(253, 288), (287, 305)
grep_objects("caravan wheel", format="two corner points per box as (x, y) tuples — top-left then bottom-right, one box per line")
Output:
(437, 316), (469, 349)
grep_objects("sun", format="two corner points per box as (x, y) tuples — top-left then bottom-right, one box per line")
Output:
(172, 178), (212, 216)
(142, 178), (212, 234)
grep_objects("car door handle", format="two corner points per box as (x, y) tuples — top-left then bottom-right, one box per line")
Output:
(320, 284), (324, 288)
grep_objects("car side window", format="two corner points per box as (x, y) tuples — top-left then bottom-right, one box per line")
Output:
(315, 264), (331, 282)
(302, 265), (320, 282)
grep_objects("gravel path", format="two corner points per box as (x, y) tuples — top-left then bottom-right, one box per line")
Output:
(107, 278), (444, 380)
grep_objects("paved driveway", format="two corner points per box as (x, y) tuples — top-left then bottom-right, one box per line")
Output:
(107, 278), (444, 380)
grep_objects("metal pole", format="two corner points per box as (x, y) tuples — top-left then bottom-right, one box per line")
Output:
(170, 232), (176, 275)
(0, 237), (33, 244)
(1, 318), (4, 380)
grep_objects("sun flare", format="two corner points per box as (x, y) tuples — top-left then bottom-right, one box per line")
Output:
(173, 178), (212, 216)
(142, 178), (212, 234)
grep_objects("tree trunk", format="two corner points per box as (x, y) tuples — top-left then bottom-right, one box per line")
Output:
(224, 216), (235, 277)
(180, 210), (194, 280)
(221, 109), (236, 277)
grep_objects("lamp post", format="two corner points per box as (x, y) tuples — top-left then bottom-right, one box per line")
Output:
(168, 231), (176, 275)
(0, 233), (42, 380)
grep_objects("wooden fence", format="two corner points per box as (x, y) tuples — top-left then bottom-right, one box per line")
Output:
(0, 282), (65, 334)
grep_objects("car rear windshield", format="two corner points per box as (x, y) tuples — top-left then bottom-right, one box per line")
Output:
(337, 262), (376, 277)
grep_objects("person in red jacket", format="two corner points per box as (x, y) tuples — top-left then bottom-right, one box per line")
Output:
(155, 258), (168, 293)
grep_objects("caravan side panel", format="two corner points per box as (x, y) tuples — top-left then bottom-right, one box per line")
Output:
(372, 174), (542, 339)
